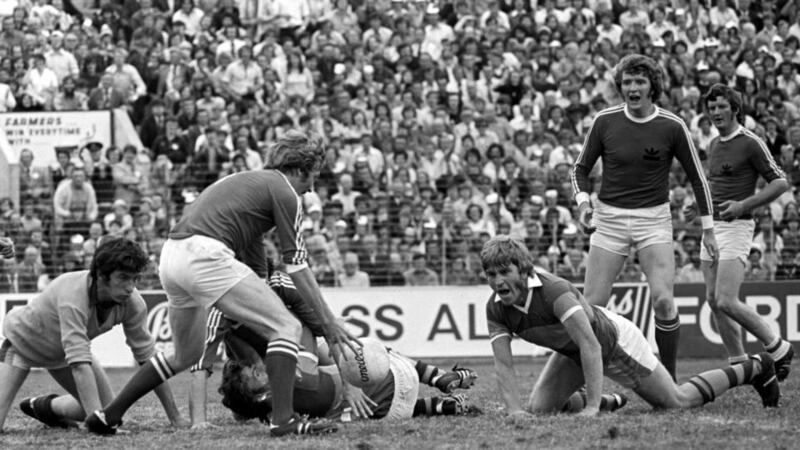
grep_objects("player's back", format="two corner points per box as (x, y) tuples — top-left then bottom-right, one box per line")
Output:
(169, 170), (299, 256)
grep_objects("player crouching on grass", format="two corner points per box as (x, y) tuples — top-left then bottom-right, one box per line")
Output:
(0, 237), (187, 432)
(484, 235), (781, 422)
(216, 332), (480, 422)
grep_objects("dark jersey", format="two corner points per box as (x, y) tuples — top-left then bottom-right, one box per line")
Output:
(707, 126), (786, 221)
(572, 104), (713, 216)
(486, 271), (618, 365)
(169, 170), (306, 277)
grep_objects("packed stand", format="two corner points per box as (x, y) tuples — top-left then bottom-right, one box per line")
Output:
(1, 0), (800, 293)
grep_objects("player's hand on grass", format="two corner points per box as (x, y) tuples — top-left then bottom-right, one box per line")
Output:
(505, 409), (533, 426)
(683, 203), (698, 222)
(190, 421), (219, 431)
(702, 228), (719, 268)
(342, 382), (377, 419)
(577, 203), (595, 235)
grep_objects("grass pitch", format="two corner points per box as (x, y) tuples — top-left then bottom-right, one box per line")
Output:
(0, 357), (798, 449)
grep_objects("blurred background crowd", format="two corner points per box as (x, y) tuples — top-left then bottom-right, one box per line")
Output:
(1, 0), (800, 293)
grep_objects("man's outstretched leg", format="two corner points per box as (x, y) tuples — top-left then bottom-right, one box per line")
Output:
(414, 360), (477, 393)
(86, 306), (206, 434)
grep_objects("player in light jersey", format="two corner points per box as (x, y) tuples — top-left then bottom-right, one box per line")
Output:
(571, 54), (718, 380)
(0, 238), (186, 432)
(485, 236), (780, 421)
(686, 84), (794, 378)
(86, 132), (358, 437)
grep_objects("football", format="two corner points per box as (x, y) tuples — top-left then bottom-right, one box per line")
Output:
(339, 337), (391, 388)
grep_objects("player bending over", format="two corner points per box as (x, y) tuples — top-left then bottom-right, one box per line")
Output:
(484, 235), (780, 421)
(0, 238), (187, 432)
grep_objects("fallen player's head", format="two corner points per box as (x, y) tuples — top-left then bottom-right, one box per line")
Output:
(218, 359), (272, 422)
(480, 235), (537, 305)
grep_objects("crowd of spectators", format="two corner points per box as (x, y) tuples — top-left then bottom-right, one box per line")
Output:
(2, 0), (800, 293)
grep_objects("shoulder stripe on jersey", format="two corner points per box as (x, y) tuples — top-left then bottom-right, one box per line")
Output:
(657, 109), (713, 213)
(741, 128), (787, 179)
(570, 104), (625, 199)
(269, 273), (296, 288)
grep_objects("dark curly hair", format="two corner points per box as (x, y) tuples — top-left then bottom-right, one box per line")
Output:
(90, 237), (149, 280)
(702, 83), (744, 124)
(218, 360), (272, 423)
(613, 53), (664, 102)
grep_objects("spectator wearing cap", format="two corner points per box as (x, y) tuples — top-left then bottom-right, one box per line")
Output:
(23, 53), (59, 108)
(52, 165), (97, 241)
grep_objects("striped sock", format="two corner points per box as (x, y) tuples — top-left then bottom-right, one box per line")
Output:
(728, 354), (749, 365)
(265, 339), (299, 425)
(686, 358), (758, 404)
(415, 361), (443, 387)
(765, 337), (790, 361)
(103, 352), (175, 423)
(655, 315), (681, 381)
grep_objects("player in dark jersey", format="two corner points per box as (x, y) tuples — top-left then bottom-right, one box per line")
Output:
(686, 84), (794, 379)
(571, 54), (718, 380)
(86, 132), (357, 437)
(484, 235), (780, 421)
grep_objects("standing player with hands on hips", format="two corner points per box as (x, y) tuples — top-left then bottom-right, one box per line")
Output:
(571, 54), (718, 380)
(686, 84), (794, 379)
(86, 131), (360, 437)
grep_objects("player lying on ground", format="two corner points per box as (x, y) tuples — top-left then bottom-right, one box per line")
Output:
(483, 235), (780, 420)
(187, 265), (479, 424)
(0, 238), (187, 432)
(686, 83), (794, 379)
(217, 330), (480, 422)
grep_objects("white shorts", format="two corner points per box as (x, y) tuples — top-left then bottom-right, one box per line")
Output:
(701, 219), (754, 264)
(591, 201), (673, 256)
(599, 308), (659, 389)
(385, 351), (420, 420)
(159, 236), (252, 309)
(0, 339), (71, 370)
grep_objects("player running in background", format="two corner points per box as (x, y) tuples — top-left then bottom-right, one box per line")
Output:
(484, 236), (779, 421)
(571, 53), (718, 380)
(686, 84), (794, 378)
(86, 132), (358, 437)
(0, 238), (187, 431)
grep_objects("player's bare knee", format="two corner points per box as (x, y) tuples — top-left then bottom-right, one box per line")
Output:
(652, 296), (676, 318)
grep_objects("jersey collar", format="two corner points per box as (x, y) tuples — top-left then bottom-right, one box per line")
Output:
(623, 104), (659, 123)
(718, 125), (744, 142)
(508, 273), (543, 314)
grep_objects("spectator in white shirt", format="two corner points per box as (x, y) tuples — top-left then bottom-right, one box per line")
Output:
(172, 0), (205, 38)
(222, 45), (263, 101)
(337, 251), (370, 287)
(44, 31), (79, 83)
(104, 48), (146, 103)
(23, 53), (59, 108)
(0, 71), (16, 112)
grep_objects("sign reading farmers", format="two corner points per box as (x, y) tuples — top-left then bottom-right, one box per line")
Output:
(1, 111), (113, 167)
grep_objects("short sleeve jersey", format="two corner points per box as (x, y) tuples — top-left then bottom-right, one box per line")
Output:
(169, 170), (307, 277)
(486, 271), (618, 364)
(572, 104), (713, 215)
(707, 126), (786, 220)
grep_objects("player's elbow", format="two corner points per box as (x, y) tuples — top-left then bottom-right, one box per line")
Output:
(773, 178), (790, 194)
